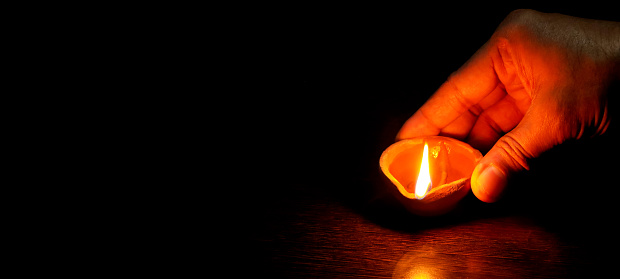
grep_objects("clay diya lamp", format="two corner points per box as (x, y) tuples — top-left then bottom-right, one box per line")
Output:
(379, 136), (482, 216)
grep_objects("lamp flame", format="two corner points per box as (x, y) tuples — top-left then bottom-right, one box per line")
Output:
(415, 143), (432, 199)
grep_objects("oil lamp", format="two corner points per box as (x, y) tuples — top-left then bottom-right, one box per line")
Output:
(380, 136), (482, 216)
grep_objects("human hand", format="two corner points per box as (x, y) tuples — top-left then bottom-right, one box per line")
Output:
(396, 10), (620, 202)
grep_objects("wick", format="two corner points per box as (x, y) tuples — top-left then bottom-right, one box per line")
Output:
(438, 141), (450, 185)
(415, 182), (431, 200)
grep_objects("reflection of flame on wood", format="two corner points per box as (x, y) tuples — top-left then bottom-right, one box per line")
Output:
(391, 218), (562, 278)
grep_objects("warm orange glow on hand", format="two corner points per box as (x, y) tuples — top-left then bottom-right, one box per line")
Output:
(396, 10), (619, 203)
(415, 143), (432, 200)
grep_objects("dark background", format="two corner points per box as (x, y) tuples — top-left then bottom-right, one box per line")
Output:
(242, 4), (620, 278)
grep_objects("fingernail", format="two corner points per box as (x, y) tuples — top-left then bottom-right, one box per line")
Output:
(477, 164), (507, 202)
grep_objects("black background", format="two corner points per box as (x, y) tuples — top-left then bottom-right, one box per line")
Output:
(241, 4), (620, 277)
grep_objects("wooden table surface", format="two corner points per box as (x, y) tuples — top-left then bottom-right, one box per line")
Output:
(244, 6), (619, 278)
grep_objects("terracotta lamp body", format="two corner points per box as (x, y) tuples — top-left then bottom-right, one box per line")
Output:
(380, 136), (483, 216)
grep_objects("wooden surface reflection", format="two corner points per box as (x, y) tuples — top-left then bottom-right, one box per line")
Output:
(392, 217), (564, 278)
(250, 184), (615, 278)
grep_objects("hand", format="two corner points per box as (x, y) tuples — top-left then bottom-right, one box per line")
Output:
(396, 10), (620, 202)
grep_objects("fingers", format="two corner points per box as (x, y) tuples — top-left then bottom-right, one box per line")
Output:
(466, 94), (525, 152)
(471, 103), (564, 202)
(441, 84), (508, 140)
(396, 42), (501, 141)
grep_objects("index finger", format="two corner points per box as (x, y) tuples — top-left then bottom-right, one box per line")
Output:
(396, 41), (502, 141)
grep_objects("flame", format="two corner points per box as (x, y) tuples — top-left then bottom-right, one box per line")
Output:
(415, 143), (432, 199)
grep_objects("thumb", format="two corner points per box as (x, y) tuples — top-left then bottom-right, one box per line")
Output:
(470, 108), (563, 202)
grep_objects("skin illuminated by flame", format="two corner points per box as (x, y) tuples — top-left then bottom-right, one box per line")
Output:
(415, 143), (432, 199)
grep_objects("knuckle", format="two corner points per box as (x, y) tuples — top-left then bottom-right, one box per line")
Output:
(495, 9), (540, 40)
(504, 9), (539, 27)
(493, 134), (533, 171)
(505, 9), (538, 23)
